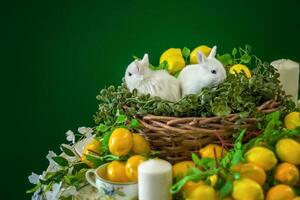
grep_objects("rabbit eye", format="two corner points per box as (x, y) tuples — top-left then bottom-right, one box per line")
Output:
(128, 72), (132, 76)
(211, 70), (217, 74)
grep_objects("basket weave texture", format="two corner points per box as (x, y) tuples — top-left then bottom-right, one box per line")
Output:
(138, 99), (280, 164)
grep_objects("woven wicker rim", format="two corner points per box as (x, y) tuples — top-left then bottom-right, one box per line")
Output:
(136, 99), (280, 163)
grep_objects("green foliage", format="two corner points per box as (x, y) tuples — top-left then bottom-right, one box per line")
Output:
(244, 111), (300, 151)
(60, 144), (76, 157)
(217, 45), (253, 66)
(182, 47), (191, 62)
(52, 156), (69, 167)
(170, 167), (217, 194)
(219, 180), (233, 199)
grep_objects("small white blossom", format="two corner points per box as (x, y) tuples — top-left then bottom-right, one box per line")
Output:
(61, 186), (78, 197)
(46, 151), (57, 162)
(31, 187), (42, 200)
(28, 172), (40, 184)
(78, 127), (93, 138)
(45, 182), (62, 200)
(46, 151), (60, 172)
(65, 130), (75, 144)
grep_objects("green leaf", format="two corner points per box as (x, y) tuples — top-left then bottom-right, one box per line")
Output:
(52, 156), (69, 167)
(130, 119), (139, 128)
(101, 130), (112, 153)
(173, 70), (181, 78)
(192, 153), (202, 165)
(116, 115), (127, 124)
(60, 144), (75, 157)
(232, 48), (238, 56)
(232, 149), (243, 165)
(132, 55), (140, 60)
(241, 54), (251, 63)
(192, 153), (215, 170)
(96, 124), (109, 132)
(233, 172), (241, 180)
(182, 47), (191, 61)
(158, 60), (168, 70)
(219, 180), (233, 199)
(217, 54), (233, 65)
(73, 163), (89, 173)
(26, 183), (41, 194)
(211, 102), (231, 116)
(170, 169), (214, 194)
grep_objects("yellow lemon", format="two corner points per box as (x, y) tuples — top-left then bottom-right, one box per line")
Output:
(216, 195), (233, 200)
(244, 146), (277, 171)
(172, 161), (196, 178)
(81, 148), (96, 168)
(186, 184), (216, 200)
(199, 144), (227, 159)
(190, 45), (212, 64)
(160, 48), (182, 60)
(108, 128), (133, 156)
(275, 162), (299, 186)
(182, 180), (204, 196)
(85, 138), (102, 154)
(284, 112), (300, 130)
(238, 163), (266, 185)
(125, 155), (146, 182)
(266, 184), (295, 200)
(160, 48), (185, 74)
(276, 138), (300, 165)
(132, 134), (150, 155)
(81, 138), (102, 168)
(232, 178), (264, 200)
(107, 161), (130, 183)
(229, 64), (252, 78)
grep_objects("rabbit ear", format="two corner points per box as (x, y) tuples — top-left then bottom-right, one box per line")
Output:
(140, 53), (149, 66)
(208, 46), (217, 58)
(196, 51), (207, 63)
(135, 53), (149, 74)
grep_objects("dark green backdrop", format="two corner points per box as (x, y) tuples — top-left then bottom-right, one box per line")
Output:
(2, 0), (300, 199)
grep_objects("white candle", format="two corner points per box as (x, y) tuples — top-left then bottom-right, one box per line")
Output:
(138, 159), (172, 200)
(271, 59), (299, 105)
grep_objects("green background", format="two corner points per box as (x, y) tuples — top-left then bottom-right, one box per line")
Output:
(2, 0), (300, 199)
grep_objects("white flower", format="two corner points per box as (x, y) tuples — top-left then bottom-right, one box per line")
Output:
(28, 172), (40, 184)
(46, 151), (57, 162)
(78, 127), (93, 138)
(46, 151), (60, 172)
(45, 182), (62, 200)
(46, 151), (57, 166)
(65, 130), (75, 144)
(61, 186), (78, 197)
(31, 187), (42, 200)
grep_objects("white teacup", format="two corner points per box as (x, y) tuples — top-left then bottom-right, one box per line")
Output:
(85, 163), (138, 200)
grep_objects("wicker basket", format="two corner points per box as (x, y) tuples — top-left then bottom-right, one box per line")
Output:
(138, 99), (280, 164)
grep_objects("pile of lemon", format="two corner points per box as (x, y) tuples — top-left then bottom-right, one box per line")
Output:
(81, 127), (150, 182)
(173, 112), (300, 200)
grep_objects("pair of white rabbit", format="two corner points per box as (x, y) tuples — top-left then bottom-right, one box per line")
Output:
(124, 46), (227, 102)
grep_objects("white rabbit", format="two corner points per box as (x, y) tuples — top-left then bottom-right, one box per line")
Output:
(178, 46), (227, 96)
(125, 54), (181, 102)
